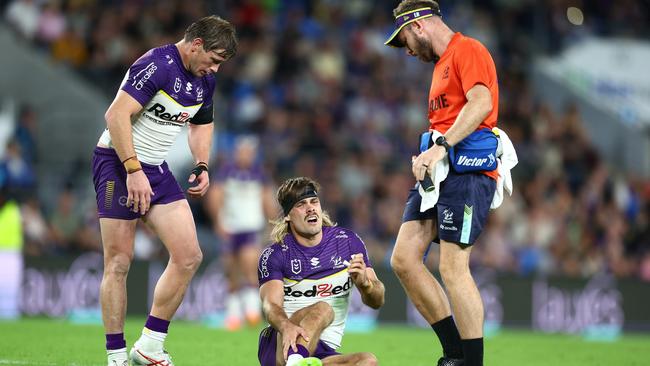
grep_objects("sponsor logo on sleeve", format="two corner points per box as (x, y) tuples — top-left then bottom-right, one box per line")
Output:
(132, 62), (157, 90)
(259, 247), (274, 278)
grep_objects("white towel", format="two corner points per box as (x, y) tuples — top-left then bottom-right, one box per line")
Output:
(418, 130), (449, 212)
(417, 127), (517, 212)
(490, 127), (518, 209)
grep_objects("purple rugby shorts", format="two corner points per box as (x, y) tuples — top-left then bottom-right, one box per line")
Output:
(222, 231), (261, 254)
(92, 146), (185, 220)
(258, 326), (339, 366)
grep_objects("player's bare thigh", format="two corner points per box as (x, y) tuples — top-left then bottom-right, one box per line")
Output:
(393, 219), (437, 262)
(143, 199), (201, 259)
(99, 218), (138, 260)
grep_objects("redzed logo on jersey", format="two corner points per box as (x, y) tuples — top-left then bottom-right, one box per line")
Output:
(284, 277), (352, 298)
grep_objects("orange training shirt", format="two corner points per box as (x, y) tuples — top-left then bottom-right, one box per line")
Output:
(428, 32), (499, 179)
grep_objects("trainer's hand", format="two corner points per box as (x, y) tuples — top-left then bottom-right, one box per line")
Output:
(279, 321), (310, 361)
(348, 253), (370, 289)
(187, 169), (209, 198)
(126, 170), (154, 215)
(412, 145), (446, 181)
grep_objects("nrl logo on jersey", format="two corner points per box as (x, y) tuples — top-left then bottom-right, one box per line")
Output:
(291, 259), (302, 274)
(173, 77), (182, 93)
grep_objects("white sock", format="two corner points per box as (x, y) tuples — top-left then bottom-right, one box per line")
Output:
(107, 347), (127, 356)
(286, 354), (304, 366)
(137, 328), (167, 352)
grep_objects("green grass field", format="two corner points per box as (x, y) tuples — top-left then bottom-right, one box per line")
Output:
(1, 318), (649, 365)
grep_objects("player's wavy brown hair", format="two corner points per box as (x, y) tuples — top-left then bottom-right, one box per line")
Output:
(269, 177), (335, 244)
(184, 15), (238, 60)
(393, 0), (441, 17)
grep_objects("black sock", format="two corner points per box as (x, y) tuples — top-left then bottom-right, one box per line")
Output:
(461, 338), (483, 366)
(431, 316), (463, 359)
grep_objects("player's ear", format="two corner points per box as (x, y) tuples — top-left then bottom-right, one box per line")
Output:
(191, 37), (204, 51)
(284, 215), (291, 223)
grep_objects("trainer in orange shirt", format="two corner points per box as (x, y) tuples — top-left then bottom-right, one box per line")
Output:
(385, 1), (499, 366)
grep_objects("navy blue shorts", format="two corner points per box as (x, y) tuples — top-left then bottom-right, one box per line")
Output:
(402, 170), (496, 245)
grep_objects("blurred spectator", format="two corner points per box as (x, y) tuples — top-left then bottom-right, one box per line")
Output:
(0, 139), (36, 200)
(13, 104), (38, 163)
(4, 0), (41, 41)
(48, 187), (84, 254)
(20, 197), (50, 256)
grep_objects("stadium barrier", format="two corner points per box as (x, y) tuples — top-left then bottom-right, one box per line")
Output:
(17, 254), (650, 332)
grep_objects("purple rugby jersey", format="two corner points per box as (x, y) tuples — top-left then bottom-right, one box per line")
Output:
(98, 44), (216, 165)
(258, 226), (372, 349)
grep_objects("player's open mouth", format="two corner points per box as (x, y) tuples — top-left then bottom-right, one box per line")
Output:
(306, 215), (318, 223)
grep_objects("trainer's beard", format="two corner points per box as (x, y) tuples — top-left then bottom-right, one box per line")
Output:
(414, 35), (438, 63)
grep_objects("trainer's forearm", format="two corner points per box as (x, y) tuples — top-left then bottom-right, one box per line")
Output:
(188, 123), (213, 165)
(359, 279), (385, 309)
(443, 91), (492, 146)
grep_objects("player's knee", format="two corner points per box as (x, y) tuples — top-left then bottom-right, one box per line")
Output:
(359, 352), (378, 365)
(105, 252), (132, 278)
(173, 248), (203, 272)
(390, 250), (410, 278)
(439, 260), (467, 286)
(310, 301), (334, 325)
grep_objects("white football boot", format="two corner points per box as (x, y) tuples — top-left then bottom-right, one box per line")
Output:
(130, 344), (174, 366)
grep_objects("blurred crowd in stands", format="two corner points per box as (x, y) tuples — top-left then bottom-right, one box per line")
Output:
(1, 0), (649, 280)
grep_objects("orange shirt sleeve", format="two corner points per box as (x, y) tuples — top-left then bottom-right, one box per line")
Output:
(452, 39), (497, 96)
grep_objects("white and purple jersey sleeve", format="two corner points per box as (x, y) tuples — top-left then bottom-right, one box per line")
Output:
(98, 44), (217, 165)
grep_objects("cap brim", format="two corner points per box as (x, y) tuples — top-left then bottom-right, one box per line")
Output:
(384, 26), (406, 48)
(384, 13), (434, 48)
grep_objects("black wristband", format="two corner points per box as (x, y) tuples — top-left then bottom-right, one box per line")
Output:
(190, 162), (208, 177)
(435, 135), (451, 152)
